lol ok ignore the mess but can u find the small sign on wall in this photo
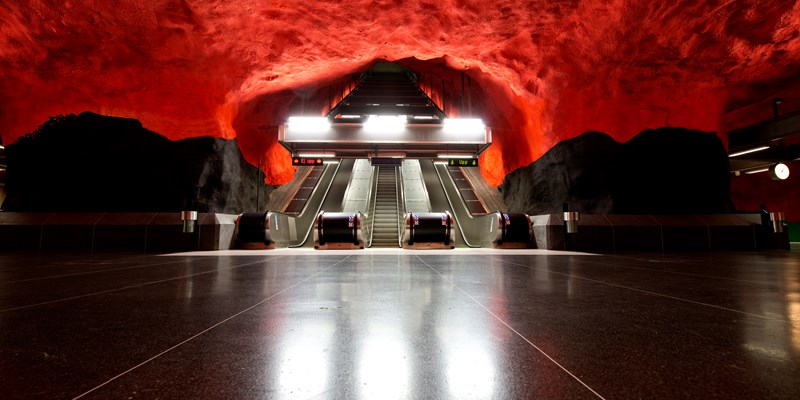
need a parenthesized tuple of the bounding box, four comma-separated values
(292, 157, 325, 166)
(448, 158, 478, 167)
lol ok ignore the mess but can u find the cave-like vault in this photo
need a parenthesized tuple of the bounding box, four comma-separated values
(1, 0, 800, 186)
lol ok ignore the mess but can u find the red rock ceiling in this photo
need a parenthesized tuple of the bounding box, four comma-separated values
(1, 0, 800, 187)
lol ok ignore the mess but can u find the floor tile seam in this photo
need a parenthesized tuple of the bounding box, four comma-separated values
(577, 259, 779, 286)
(0, 256, 289, 314)
(70, 255, 352, 400)
(2, 256, 211, 284)
(415, 255, 607, 400)
(485, 255, 791, 324)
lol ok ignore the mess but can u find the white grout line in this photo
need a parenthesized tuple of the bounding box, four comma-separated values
(415, 255, 607, 400)
(71, 255, 351, 400)
(487, 256, 790, 323)
(0, 256, 287, 313)
(2, 256, 208, 284)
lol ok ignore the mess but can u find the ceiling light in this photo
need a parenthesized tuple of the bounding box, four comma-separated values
(729, 146, 769, 158)
(286, 117, 331, 133)
(413, 115, 435, 120)
(339, 115, 362, 119)
(364, 115, 406, 132)
(744, 168, 769, 174)
(443, 118, 485, 134)
(769, 163, 790, 180)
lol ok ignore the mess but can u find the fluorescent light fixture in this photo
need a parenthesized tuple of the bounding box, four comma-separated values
(437, 153, 475, 159)
(339, 115, 361, 119)
(364, 115, 406, 132)
(413, 115, 435, 120)
(297, 152, 335, 158)
(443, 118, 485, 134)
(744, 168, 770, 174)
(729, 146, 769, 158)
(286, 117, 331, 133)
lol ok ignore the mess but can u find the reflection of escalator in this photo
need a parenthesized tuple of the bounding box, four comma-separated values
(370, 166, 401, 247)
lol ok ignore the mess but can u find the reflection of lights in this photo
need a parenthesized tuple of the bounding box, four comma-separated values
(742, 343, 790, 360)
(286, 116, 331, 133)
(447, 345, 495, 399)
(360, 331, 409, 399)
(277, 320, 333, 399)
(787, 275, 800, 353)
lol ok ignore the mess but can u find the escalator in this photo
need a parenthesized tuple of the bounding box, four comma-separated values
(369, 166, 401, 247)
(263, 160, 354, 248)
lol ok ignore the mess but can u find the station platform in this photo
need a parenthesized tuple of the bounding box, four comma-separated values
(1, 249, 799, 399)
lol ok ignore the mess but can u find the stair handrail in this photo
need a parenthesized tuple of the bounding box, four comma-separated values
(365, 164, 380, 247)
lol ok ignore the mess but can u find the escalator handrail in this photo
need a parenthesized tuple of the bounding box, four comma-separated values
(288, 161, 342, 248)
(365, 164, 380, 247)
(396, 164, 405, 247)
(433, 162, 502, 248)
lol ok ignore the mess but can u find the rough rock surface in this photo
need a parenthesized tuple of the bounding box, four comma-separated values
(2, 113, 270, 213)
(502, 128, 734, 215)
(1, 0, 800, 188)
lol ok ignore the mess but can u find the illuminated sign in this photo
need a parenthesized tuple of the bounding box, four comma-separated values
(292, 157, 325, 166)
(448, 158, 479, 167)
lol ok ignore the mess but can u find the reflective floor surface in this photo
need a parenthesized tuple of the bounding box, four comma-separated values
(1, 249, 799, 399)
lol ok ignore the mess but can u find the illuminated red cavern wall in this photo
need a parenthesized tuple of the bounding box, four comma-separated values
(1, 1, 799, 210)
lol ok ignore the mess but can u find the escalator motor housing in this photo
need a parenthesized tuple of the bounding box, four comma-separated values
(403, 211, 455, 249)
(236, 212, 274, 249)
(493, 213, 533, 248)
(314, 211, 364, 250)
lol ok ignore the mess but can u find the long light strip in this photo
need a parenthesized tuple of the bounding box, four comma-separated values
(364, 115, 406, 132)
(297, 152, 335, 158)
(744, 168, 770, 174)
(437, 153, 475, 159)
(729, 146, 769, 158)
(286, 116, 331, 132)
(443, 118, 485, 134)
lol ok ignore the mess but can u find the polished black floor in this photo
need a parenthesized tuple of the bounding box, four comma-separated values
(1, 249, 799, 399)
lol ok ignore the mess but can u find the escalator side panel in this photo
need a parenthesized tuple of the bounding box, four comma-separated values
(419, 159, 451, 213)
(320, 159, 355, 212)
